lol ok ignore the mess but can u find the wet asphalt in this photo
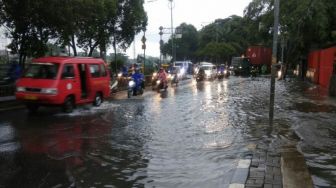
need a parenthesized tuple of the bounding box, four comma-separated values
(0, 76, 336, 188)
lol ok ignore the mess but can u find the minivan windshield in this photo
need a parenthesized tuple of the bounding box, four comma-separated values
(23, 63, 59, 79)
(201, 66, 213, 71)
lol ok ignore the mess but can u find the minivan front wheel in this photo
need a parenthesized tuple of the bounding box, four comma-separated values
(93, 93, 103, 107)
(63, 96, 74, 113)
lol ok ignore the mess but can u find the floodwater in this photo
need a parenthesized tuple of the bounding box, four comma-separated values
(0, 77, 335, 188)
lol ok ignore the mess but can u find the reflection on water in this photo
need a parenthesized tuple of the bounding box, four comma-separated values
(0, 77, 336, 187)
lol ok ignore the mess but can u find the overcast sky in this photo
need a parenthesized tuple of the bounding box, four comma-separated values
(126, 0, 252, 59)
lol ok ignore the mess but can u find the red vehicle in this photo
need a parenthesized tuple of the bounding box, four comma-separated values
(16, 56, 111, 113)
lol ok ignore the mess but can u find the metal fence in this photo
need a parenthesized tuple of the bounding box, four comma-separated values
(0, 84, 15, 97)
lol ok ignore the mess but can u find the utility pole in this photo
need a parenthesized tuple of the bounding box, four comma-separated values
(159, 26, 164, 66)
(169, 0, 175, 66)
(269, 0, 280, 126)
(142, 31, 147, 74)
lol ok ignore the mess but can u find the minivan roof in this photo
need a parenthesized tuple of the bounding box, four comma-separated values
(32, 56, 105, 64)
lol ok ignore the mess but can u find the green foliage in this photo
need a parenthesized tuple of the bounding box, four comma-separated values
(0, 0, 147, 65)
(161, 23, 198, 61)
(197, 16, 250, 63)
(244, 0, 336, 64)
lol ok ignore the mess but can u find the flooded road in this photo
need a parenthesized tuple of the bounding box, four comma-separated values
(0, 77, 336, 188)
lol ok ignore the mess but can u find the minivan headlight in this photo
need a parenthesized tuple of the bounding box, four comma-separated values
(16, 87, 26, 92)
(41, 88, 58, 95)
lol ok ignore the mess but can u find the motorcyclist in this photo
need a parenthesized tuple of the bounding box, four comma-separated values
(157, 67, 168, 88)
(131, 68, 145, 90)
(218, 65, 225, 73)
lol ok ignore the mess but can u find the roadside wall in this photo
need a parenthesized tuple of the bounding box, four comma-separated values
(307, 46, 336, 89)
(319, 47, 336, 88)
(307, 50, 320, 84)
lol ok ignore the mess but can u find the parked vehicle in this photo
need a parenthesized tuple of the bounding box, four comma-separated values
(15, 57, 110, 113)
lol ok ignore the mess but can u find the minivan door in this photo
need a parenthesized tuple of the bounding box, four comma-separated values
(60, 64, 81, 102)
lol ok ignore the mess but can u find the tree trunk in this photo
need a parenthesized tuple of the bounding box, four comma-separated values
(113, 34, 117, 73)
(99, 42, 106, 61)
(71, 35, 77, 56)
(88, 42, 99, 57)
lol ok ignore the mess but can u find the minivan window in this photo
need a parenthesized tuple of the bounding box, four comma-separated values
(90, 64, 100, 78)
(202, 66, 213, 70)
(23, 63, 59, 79)
(100, 64, 107, 77)
(62, 64, 75, 79)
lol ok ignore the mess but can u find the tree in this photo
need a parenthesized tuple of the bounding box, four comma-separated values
(244, 0, 336, 65)
(198, 16, 250, 63)
(161, 23, 199, 61)
(0, 0, 147, 64)
(0, 0, 57, 66)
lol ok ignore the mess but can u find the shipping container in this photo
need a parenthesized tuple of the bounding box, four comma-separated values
(307, 50, 320, 84)
(246, 46, 272, 66)
(307, 46, 336, 89)
(319, 47, 336, 88)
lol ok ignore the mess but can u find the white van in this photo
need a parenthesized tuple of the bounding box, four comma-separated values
(199, 62, 216, 80)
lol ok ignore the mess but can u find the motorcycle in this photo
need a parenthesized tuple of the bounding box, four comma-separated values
(217, 70, 230, 79)
(110, 79, 118, 94)
(151, 72, 158, 90)
(156, 78, 168, 93)
(128, 78, 144, 98)
(250, 66, 259, 78)
(196, 70, 205, 82)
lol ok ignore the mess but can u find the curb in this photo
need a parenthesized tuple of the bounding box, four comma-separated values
(229, 159, 252, 188)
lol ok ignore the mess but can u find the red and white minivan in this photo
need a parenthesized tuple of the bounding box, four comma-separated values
(16, 57, 111, 113)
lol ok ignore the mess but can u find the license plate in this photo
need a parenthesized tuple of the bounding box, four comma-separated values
(24, 95, 38, 100)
